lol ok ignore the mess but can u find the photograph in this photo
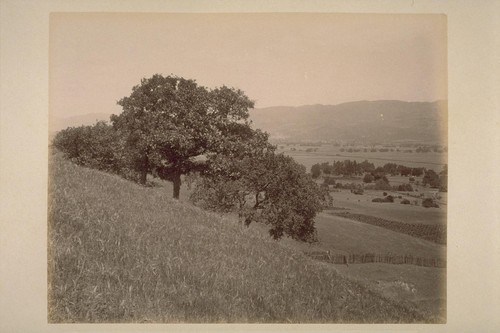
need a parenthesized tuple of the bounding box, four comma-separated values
(47, 12, 448, 323)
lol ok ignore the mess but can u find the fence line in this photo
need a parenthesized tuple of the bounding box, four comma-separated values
(304, 251, 446, 268)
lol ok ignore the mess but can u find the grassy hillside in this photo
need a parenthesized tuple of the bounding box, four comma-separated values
(48, 151, 425, 323)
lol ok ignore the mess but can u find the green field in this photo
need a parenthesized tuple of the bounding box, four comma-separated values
(48, 151, 426, 323)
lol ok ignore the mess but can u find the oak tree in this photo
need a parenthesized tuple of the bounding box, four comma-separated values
(111, 74, 254, 199)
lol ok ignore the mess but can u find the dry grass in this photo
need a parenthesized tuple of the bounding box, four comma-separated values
(48, 150, 424, 323)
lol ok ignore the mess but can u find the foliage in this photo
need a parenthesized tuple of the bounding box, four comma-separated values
(372, 195, 394, 203)
(422, 169, 440, 188)
(323, 176, 336, 185)
(439, 164, 448, 192)
(310, 163, 321, 178)
(422, 198, 439, 208)
(411, 167, 425, 177)
(395, 184, 414, 192)
(351, 188, 364, 195)
(401, 199, 411, 205)
(382, 163, 398, 176)
(111, 74, 254, 198)
(192, 144, 326, 243)
(363, 173, 374, 183)
(52, 121, 123, 174)
(374, 178, 392, 191)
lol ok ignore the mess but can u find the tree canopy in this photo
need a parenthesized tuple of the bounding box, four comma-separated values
(191, 140, 328, 242)
(111, 74, 254, 198)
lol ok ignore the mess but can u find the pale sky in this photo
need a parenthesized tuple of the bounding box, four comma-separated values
(50, 13, 447, 119)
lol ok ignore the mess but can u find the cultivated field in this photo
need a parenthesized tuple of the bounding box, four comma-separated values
(48, 151, 426, 323)
(327, 189, 446, 225)
(277, 143, 447, 172)
(269, 144, 448, 321)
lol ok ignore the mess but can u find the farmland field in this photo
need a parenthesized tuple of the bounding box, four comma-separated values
(276, 144, 447, 172)
(327, 189, 447, 225)
(270, 144, 447, 320)
(283, 213, 445, 260)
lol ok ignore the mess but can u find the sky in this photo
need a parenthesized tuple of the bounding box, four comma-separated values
(50, 13, 447, 120)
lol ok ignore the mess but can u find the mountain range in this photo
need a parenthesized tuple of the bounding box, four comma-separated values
(51, 100, 447, 144)
(248, 100, 447, 144)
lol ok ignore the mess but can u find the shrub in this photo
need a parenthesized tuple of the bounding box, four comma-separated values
(323, 176, 336, 185)
(372, 196, 394, 203)
(374, 179, 392, 191)
(363, 173, 374, 183)
(352, 188, 364, 195)
(396, 184, 414, 192)
(422, 198, 439, 208)
(383, 192, 387, 196)
(401, 199, 411, 205)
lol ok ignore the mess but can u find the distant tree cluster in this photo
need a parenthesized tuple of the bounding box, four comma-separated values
(310, 160, 375, 178)
(53, 74, 326, 242)
(422, 166, 447, 191)
(310, 160, 431, 180)
(310, 159, 447, 193)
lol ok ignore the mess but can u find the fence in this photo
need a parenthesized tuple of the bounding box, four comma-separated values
(304, 251, 446, 268)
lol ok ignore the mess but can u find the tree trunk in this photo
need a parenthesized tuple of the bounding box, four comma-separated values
(139, 170, 148, 185)
(172, 172, 181, 199)
(139, 154, 149, 185)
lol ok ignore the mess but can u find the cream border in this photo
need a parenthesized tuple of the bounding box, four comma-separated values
(1, 1, 499, 332)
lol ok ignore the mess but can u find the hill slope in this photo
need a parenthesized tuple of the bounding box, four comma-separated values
(48, 151, 424, 323)
(249, 100, 447, 143)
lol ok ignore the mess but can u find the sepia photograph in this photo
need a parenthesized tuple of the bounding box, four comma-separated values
(1, 1, 499, 332)
(48, 13, 447, 323)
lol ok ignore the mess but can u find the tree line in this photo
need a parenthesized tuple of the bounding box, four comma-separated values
(53, 74, 329, 242)
(311, 160, 447, 192)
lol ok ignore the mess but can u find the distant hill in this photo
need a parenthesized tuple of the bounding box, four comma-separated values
(51, 100, 447, 144)
(249, 100, 447, 144)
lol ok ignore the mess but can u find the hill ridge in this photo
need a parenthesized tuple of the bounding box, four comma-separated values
(249, 100, 447, 143)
